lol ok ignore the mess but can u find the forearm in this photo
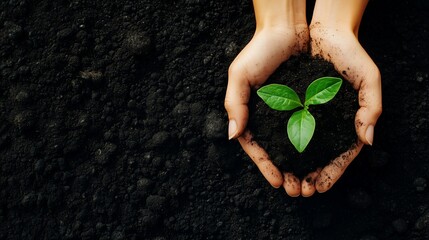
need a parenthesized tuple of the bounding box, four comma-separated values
(253, 0, 307, 30)
(311, 0, 369, 35)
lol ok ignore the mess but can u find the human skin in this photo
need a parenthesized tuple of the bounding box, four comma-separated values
(225, 0, 382, 197)
(224, 0, 309, 197)
(308, 0, 382, 193)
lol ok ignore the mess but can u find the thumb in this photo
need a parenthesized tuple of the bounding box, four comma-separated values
(355, 69, 382, 145)
(224, 65, 251, 140)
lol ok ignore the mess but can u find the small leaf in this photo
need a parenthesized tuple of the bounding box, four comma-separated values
(257, 84, 303, 111)
(287, 109, 315, 153)
(304, 77, 342, 106)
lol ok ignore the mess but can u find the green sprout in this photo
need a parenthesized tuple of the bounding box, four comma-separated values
(257, 77, 343, 153)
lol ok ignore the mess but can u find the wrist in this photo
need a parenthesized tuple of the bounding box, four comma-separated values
(310, 0, 369, 36)
(253, 0, 307, 31)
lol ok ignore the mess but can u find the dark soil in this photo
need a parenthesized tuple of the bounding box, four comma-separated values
(1, 0, 428, 240)
(248, 55, 357, 178)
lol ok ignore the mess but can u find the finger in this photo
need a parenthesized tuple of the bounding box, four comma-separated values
(225, 64, 251, 140)
(238, 130, 283, 188)
(316, 141, 364, 193)
(301, 168, 321, 197)
(283, 172, 301, 197)
(355, 68, 382, 146)
(309, 28, 382, 146)
(225, 33, 291, 140)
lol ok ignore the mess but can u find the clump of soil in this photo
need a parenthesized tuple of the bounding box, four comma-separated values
(248, 54, 358, 178)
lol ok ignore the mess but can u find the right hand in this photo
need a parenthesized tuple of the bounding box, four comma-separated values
(307, 23, 382, 193)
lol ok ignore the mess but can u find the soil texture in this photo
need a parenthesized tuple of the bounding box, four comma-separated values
(1, 0, 428, 240)
(248, 55, 357, 178)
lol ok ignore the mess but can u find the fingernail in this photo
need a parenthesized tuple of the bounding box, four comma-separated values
(365, 125, 374, 146)
(228, 119, 237, 140)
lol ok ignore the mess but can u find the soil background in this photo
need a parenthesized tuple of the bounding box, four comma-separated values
(1, 0, 428, 240)
(248, 56, 358, 178)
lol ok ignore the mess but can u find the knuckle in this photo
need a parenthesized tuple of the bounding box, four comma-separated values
(373, 66, 381, 79)
(224, 98, 233, 111)
(368, 104, 383, 119)
(372, 105, 383, 118)
(228, 61, 241, 77)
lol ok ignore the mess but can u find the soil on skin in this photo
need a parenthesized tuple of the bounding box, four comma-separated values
(1, 0, 429, 240)
(248, 55, 357, 178)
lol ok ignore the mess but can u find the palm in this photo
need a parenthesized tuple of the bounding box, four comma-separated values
(229, 27, 307, 89)
(225, 26, 310, 196)
(309, 26, 382, 192)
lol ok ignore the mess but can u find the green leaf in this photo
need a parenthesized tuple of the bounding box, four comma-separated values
(304, 77, 342, 106)
(287, 109, 315, 153)
(257, 84, 303, 111)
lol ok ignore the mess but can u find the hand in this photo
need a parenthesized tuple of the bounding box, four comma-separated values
(224, 0, 309, 197)
(226, 0, 382, 197)
(305, 0, 382, 193)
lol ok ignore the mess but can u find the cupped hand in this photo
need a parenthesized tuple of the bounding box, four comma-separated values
(225, 0, 381, 197)
(303, 23, 382, 193)
(225, 25, 309, 196)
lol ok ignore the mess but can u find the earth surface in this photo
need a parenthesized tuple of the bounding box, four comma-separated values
(1, 0, 428, 240)
(248, 55, 358, 178)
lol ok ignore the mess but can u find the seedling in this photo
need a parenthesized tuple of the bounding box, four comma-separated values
(257, 77, 343, 153)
